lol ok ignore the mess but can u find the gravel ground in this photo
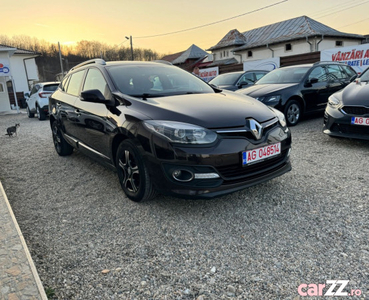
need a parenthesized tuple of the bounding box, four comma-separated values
(0, 111, 368, 300)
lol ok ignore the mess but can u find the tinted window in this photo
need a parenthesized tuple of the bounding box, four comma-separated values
(43, 84, 59, 92)
(108, 64, 213, 97)
(83, 68, 111, 99)
(66, 71, 85, 96)
(257, 67, 310, 84)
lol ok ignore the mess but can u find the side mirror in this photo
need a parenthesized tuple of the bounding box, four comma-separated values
(81, 89, 114, 106)
(304, 78, 318, 87)
(238, 81, 249, 88)
(24, 92, 30, 98)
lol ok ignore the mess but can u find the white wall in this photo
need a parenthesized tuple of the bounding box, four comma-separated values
(0, 52, 11, 111)
(213, 37, 363, 63)
(10, 55, 39, 93)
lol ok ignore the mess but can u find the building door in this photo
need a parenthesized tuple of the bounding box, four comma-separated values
(0, 77, 11, 112)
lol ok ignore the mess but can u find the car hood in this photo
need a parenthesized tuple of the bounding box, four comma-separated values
(340, 81, 369, 105)
(123, 92, 276, 128)
(217, 84, 237, 91)
(237, 83, 298, 97)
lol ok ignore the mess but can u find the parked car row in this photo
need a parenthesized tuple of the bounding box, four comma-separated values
(26, 59, 367, 202)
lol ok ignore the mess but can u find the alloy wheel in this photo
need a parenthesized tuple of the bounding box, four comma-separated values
(286, 103, 300, 125)
(118, 150, 140, 193)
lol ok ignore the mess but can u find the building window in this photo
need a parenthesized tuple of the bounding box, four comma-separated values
(220, 52, 222, 59)
(336, 41, 343, 47)
(0, 83, 4, 92)
(285, 43, 292, 51)
(247, 51, 253, 57)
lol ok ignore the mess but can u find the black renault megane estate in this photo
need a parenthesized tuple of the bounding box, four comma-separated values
(49, 59, 292, 201)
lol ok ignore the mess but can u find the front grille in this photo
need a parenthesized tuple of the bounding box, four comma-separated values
(331, 123, 369, 135)
(215, 119, 279, 141)
(341, 106, 369, 116)
(216, 149, 289, 181)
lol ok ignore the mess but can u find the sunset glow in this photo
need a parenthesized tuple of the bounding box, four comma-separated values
(3, 0, 369, 55)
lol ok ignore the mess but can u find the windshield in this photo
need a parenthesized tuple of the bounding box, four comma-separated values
(209, 73, 242, 86)
(256, 67, 310, 84)
(360, 67, 369, 81)
(107, 64, 214, 97)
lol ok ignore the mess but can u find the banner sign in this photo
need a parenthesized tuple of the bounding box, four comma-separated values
(321, 44, 369, 74)
(243, 57, 280, 71)
(199, 67, 219, 82)
(0, 59, 11, 77)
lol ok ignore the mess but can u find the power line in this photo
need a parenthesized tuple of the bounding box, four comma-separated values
(337, 17, 369, 29)
(313, 0, 369, 19)
(135, 0, 288, 39)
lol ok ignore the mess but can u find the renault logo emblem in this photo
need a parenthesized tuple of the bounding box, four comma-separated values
(247, 119, 263, 140)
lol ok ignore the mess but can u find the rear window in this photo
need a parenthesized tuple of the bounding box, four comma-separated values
(43, 84, 59, 92)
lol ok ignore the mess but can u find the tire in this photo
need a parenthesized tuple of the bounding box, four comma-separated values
(37, 105, 46, 121)
(52, 122, 73, 156)
(116, 140, 156, 202)
(284, 100, 301, 126)
(27, 106, 34, 118)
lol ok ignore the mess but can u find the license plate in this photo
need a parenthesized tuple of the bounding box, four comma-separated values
(242, 143, 281, 166)
(351, 117, 369, 126)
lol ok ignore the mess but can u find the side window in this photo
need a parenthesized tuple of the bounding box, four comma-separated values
(326, 65, 346, 80)
(30, 85, 39, 96)
(239, 73, 254, 83)
(341, 65, 356, 79)
(308, 67, 328, 82)
(61, 75, 71, 92)
(255, 72, 267, 81)
(66, 70, 85, 96)
(83, 68, 111, 99)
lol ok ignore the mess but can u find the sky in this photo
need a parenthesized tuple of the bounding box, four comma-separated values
(3, 0, 369, 55)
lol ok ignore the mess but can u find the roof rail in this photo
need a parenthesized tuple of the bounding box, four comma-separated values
(71, 58, 106, 71)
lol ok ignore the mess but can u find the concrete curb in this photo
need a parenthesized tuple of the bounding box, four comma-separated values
(0, 181, 48, 300)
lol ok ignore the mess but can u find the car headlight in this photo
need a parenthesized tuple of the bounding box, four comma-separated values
(269, 107, 287, 128)
(143, 120, 217, 144)
(328, 94, 341, 108)
(262, 95, 281, 105)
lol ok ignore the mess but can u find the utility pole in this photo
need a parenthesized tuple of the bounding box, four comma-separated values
(126, 36, 134, 61)
(58, 42, 64, 78)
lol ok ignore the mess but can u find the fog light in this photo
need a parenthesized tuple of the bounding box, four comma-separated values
(172, 169, 194, 182)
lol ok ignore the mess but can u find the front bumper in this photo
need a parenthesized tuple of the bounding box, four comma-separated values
(144, 125, 292, 199)
(323, 106, 369, 140)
